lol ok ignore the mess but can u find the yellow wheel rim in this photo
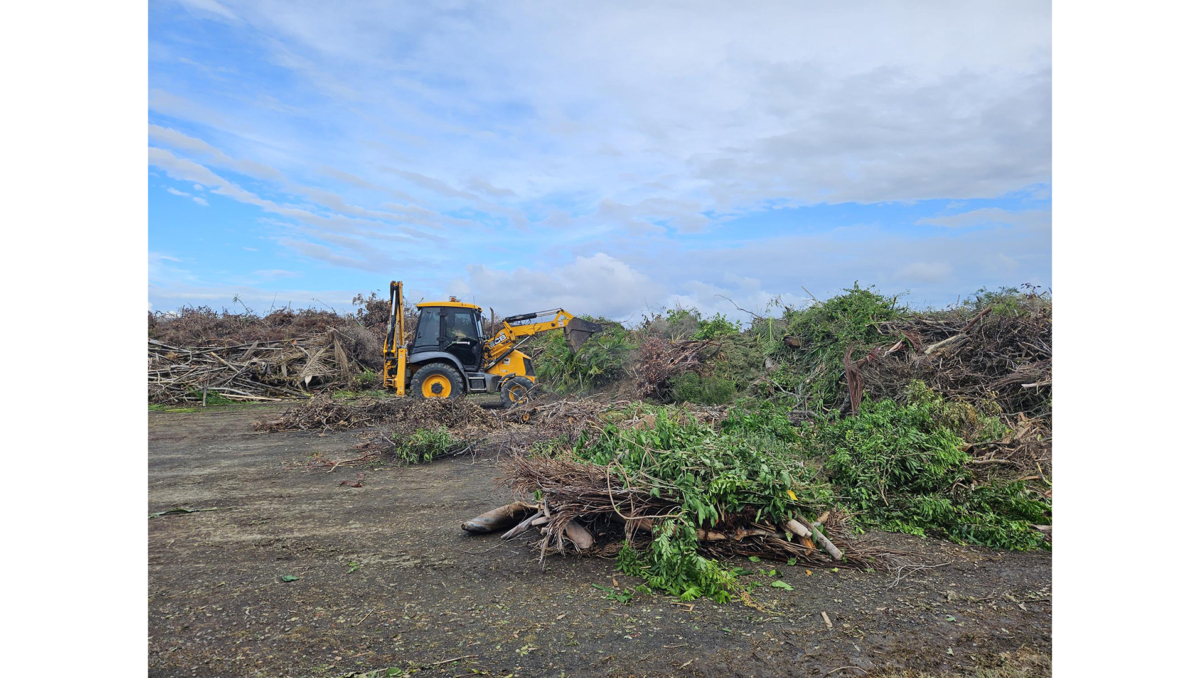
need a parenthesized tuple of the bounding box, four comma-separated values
(507, 384, 529, 403)
(421, 374, 452, 398)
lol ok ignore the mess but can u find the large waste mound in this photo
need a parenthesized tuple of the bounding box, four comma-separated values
(147, 297, 400, 403)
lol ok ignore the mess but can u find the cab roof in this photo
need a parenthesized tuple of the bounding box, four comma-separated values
(416, 300, 481, 311)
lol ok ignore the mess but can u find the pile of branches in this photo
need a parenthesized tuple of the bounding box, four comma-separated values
(862, 300, 1052, 418)
(148, 306, 347, 346)
(148, 327, 370, 403)
(464, 403, 898, 603)
(492, 455, 869, 569)
(257, 393, 504, 435)
(964, 413, 1054, 480)
(629, 337, 718, 399)
(255, 394, 402, 431)
(149, 305, 387, 372)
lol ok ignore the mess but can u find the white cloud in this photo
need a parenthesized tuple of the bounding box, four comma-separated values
(192, 196, 209, 206)
(149, 124, 284, 182)
(148, 2, 1051, 310)
(178, 0, 238, 21)
(454, 253, 662, 320)
(897, 262, 953, 284)
(917, 208, 1051, 229)
(152, 1, 1050, 228)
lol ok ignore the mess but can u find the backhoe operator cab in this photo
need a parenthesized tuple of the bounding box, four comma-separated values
(382, 281, 602, 407)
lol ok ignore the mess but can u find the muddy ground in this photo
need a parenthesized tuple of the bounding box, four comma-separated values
(149, 404, 1051, 677)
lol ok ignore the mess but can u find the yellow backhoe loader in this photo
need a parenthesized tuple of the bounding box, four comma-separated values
(381, 281, 603, 407)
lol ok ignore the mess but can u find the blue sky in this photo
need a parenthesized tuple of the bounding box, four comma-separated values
(148, 0, 1050, 321)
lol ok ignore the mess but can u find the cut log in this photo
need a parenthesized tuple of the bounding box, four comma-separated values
(810, 527, 843, 562)
(696, 528, 727, 541)
(923, 333, 967, 356)
(530, 515, 550, 527)
(794, 515, 843, 561)
(563, 520, 595, 550)
(783, 519, 812, 539)
(462, 502, 539, 534)
(499, 506, 544, 540)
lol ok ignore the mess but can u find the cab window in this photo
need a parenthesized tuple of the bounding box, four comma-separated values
(446, 310, 479, 341)
(413, 310, 439, 347)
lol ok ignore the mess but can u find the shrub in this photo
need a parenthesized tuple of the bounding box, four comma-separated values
(393, 426, 457, 464)
(353, 369, 380, 391)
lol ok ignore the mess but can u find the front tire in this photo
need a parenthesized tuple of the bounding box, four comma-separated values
(412, 363, 464, 400)
(500, 376, 535, 408)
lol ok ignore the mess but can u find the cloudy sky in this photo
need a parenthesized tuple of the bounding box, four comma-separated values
(148, 0, 1050, 321)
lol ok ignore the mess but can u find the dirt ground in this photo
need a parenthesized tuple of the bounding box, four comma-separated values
(148, 404, 1051, 677)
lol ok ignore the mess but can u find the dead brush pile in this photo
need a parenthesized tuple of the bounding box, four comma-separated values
(860, 295, 1052, 418)
(257, 394, 502, 435)
(629, 336, 719, 399)
(147, 300, 406, 403)
(254, 394, 403, 432)
(148, 327, 374, 403)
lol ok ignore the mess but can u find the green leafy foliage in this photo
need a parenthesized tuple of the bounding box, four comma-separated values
(537, 320, 633, 393)
(903, 380, 1008, 443)
(353, 369, 379, 390)
(693, 312, 742, 340)
(393, 426, 457, 464)
(812, 397, 1050, 550)
(775, 283, 902, 411)
(567, 404, 831, 602)
(721, 399, 799, 442)
(668, 372, 736, 405)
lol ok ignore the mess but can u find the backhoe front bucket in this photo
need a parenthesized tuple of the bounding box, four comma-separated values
(565, 317, 604, 352)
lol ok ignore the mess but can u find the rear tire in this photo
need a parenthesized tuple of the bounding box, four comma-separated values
(500, 376, 536, 408)
(412, 363, 464, 400)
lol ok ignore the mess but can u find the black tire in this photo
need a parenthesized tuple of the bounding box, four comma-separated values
(411, 363, 465, 400)
(500, 376, 536, 408)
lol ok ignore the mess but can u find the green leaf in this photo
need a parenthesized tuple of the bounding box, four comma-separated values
(770, 580, 795, 591)
(748, 556, 761, 562)
(280, 575, 299, 582)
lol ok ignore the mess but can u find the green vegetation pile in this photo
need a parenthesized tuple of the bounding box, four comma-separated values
(533, 319, 634, 393)
(474, 283, 1051, 602)
(491, 402, 893, 604)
